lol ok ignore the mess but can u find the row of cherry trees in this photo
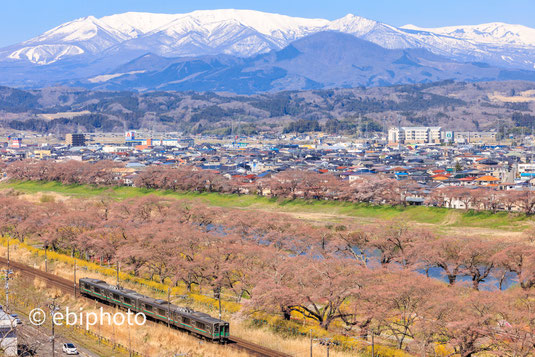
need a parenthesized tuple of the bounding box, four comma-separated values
(5, 160, 120, 186)
(5, 160, 413, 206)
(429, 186, 535, 214)
(1, 192, 535, 355)
(7, 160, 535, 213)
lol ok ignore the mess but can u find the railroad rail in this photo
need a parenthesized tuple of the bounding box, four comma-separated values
(0, 256, 290, 357)
(229, 336, 292, 357)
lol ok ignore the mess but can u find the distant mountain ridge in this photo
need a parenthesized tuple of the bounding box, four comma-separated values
(1, 80, 534, 134)
(1, 9, 535, 92)
(71, 32, 535, 94)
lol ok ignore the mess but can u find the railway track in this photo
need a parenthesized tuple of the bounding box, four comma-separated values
(229, 336, 291, 357)
(0, 257, 290, 357)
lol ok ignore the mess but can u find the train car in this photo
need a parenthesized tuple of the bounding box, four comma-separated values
(79, 278, 229, 342)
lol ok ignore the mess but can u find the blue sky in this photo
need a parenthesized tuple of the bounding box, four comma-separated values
(1, 0, 534, 47)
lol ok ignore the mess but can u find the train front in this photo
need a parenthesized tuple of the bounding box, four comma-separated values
(216, 321, 230, 342)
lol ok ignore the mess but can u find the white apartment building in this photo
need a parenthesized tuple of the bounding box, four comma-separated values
(388, 127, 445, 144)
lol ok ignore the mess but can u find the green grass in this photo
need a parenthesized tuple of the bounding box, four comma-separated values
(1, 180, 531, 229)
(454, 209, 529, 230)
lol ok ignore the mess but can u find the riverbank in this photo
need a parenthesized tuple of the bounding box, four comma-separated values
(1, 180, 531, 231)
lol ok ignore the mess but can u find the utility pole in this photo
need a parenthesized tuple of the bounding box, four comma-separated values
(498, 119, 503, 145)
(309, 330, 313, 357)
(128, 327, 132, 357)
(358, 113, 362, 140)
(167, 287, 171, 328)
(397, 115, 402, 150)
(231, 120, 235, 146)
(216, 287, 222, 321)
(73, 258, 77, 299)
(371, 332, 375, 357)
(6, 238, 9, 271)
(2, 269, 13, 312)
(320, 338, 332, 357)
(116, 260, 120, 288)
(383, 116, 387, 144)
(49, 299, 60, 357)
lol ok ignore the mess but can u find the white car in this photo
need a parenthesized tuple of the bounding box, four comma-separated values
(9, 314, 21, 325)
(62, 343, 78, 355)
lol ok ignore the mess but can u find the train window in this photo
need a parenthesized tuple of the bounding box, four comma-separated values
(144, 304, 152, 311)
(183, 317, 190, 325)
(94, 287, 100, 293)
(113, 293, 120, 300)
(158, 309, 166, 316)
(124, 297, 131, 304)
(195, 321, 204, 330)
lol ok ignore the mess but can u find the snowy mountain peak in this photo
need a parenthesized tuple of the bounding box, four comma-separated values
(8, 15, 133, 64)
(328, 13, 379, 35)
(99, 12, 180, 37)
(2, 9, 535, 70)
(98, 9, 329, 38)
(401, 22, 535, 47)
(32, 15, 128, 43)
(401, 24, 420, 31)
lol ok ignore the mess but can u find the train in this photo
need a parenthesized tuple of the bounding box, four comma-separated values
(79, 278, 230, 342)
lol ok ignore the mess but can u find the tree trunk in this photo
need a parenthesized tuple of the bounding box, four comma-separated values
(358, 318, 371, 340)
(447, 274, 457, 285)
(320, 319, 331, 330)
(281, 306, 291, 321)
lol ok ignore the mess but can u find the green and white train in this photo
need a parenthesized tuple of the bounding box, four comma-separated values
(79, 278, 229, 342)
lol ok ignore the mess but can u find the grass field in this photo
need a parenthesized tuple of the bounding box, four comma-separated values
(1, 180, 531, 230)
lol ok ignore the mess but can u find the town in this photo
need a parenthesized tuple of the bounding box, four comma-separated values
(2, 125, 535, 212)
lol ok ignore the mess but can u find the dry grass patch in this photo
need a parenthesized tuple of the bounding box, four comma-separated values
(489, 90, 535, 103)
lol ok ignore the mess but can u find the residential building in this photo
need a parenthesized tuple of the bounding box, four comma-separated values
(65, 133, 86, 146)
(517, 163, 535, 178)
(388, 127, 444, 144)
(7, 136, 22, 149)
(455, 132, 497, 144)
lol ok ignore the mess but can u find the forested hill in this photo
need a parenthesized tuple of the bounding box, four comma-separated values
(1, 80, 534, 134)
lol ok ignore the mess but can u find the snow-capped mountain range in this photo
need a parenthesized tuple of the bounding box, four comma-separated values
(2, 9, 535, 67)
(1, 9, 535, 92)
